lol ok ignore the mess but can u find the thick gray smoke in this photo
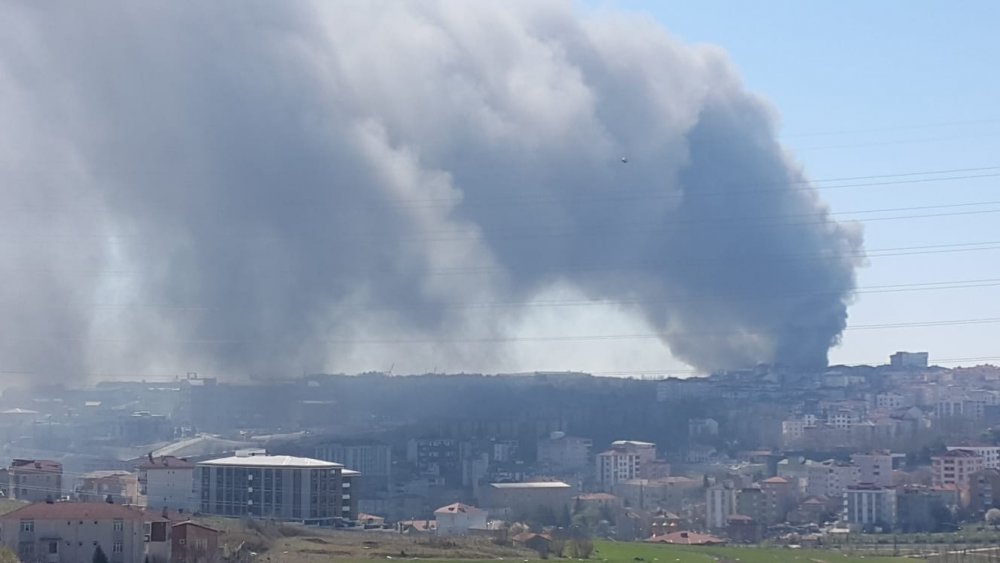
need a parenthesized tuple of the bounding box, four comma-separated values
(0, 1, 862, 381)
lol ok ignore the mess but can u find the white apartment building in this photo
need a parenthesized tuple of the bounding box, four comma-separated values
(947, 446, 1000, 469)
(844, 484, 897, 530)
(596, 440, 656, 489)
(139, 455, 195, 511)
(705, 484, 738, 529)
(806, 460, 859, 499)
(195, 450, 359, 524)
(851, 452, 893, 487)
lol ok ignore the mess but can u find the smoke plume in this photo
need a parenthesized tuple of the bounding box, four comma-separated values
(0, 1, 862, 381)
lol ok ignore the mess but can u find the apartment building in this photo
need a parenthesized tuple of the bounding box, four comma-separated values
(195, 450, 358, 524)
(596, 440, 656, 489)
(844, 484, 897, 531)
(947, 445, 1000, 469)
(537, 432, 592, 472)
(8, 459, 63, 503)
(0, 502, 146, 563)
(705, 483, 738, 529)
(932, 449, 985, 488)
(139, 455, 196, 511)
(851, 451, 894, 487)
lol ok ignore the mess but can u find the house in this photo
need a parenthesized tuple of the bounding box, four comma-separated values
(0, 502, 146, 563)
(649, 509, 682, 536)
(512, 532, 552, 555)
(7, 459, 62, 502)
(171, 521, 220, 563)
(139, 456, 195, 511)
(397, 520, 436, 534)
(433, 502, 488, 536)
(143, 510, 172, 563)
(647, 530, 726, 545)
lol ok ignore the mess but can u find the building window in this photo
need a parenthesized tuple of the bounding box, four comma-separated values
(113, 519, 124, 532)
(20, 520, 33, 533)
(48, 541, 58, 554)
(113, 542, 123, 554)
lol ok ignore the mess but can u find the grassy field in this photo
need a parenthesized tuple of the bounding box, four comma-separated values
(576, 541, 919, 563)
(235, 534, 925, 563)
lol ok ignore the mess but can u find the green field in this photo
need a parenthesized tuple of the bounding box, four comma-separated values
(314, 540, 923, 563)
(579, 541, 918, 563)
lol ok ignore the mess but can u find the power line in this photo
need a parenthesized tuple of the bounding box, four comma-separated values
(82, 276, 1000, 312)
(67, 315, 1000, 346)
(780, 117, 1000, 139)
(391, 168, 1000, 209)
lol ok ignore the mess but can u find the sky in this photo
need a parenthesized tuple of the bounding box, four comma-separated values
(595, 0, 1000, 370)
(2, 1, 998, 383)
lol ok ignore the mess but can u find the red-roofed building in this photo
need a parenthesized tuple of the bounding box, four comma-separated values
(433, 502, 488, 536)
(0, 502, 146, 562)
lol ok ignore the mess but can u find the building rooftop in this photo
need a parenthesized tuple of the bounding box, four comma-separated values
(434, 502, 484, 515)
(647, 531, 726, 545)
(1, 502, 144, 521)
(80, 470, 133, 479)
(935, 449, 982, 458)
(610, 440, 655, 447)
(139, 455, 194, 470)
(488, 481, 571, 489)
(9, 459, 61, 472)
(199, 454, 342, 468)
(574, 493, 618, 501)
(171, 520, 220, 533)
